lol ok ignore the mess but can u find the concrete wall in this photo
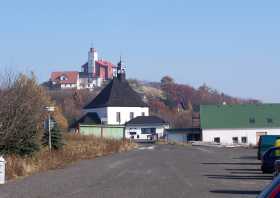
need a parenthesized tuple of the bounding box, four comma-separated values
(80, 125, 124, 139)
(202, 128, 280, 145)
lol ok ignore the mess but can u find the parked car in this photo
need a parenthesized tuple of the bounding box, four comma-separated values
(274, 160, 280, 178)
(258, 135, 280, 160)
(262, 147, 280, 173)
(257, 175, 280, 197)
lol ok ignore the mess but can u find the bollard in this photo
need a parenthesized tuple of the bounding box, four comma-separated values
(0, 156, 6, 184)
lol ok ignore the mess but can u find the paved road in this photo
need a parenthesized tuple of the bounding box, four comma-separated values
(0, 144, 272, 198)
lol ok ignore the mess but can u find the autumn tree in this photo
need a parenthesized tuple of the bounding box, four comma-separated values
(0, 73, 50, 156)
(160, 75, 174, 88)
(48, 89, 97, 126)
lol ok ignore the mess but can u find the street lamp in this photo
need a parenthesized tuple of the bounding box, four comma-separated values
(45, 106, 55, 151)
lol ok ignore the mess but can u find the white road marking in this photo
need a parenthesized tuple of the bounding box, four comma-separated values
(194, 147, 213, 153)
(137, 146, 155, 150)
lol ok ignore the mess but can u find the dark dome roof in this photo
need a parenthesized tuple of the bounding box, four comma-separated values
(84, 78, 148, 109)
(70, 112, 101, 128)
(126, 116, 168, 125)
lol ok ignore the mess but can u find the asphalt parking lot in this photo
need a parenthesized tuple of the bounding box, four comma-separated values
(0, 144, 272, 198)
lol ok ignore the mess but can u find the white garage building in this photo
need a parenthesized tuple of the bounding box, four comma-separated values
(125, 116, 169, 141)
(200, 104, 280, 146)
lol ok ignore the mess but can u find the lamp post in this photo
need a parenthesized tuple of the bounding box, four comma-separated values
(45, 106, 55, 151)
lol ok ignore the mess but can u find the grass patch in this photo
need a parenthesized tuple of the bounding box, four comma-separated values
(5, 134, 135, 180)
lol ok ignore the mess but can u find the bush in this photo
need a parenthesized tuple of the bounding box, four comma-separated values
(0, 73, 50, 156)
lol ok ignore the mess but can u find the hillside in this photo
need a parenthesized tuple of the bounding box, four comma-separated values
(128, 76, 259, 127)
(46, 76, 260, 128)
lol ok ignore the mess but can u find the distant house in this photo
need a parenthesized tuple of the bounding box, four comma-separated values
(50, 48, 115, 90)
(51, 71, 79, 89)
(200, 104, 280, 146)
(83, 59, 149, 125)
(125, 116, 169, 141)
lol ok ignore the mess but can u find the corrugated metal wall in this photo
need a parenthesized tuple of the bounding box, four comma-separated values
(166, 132, 188, 143)
(79, 125, 125, 140)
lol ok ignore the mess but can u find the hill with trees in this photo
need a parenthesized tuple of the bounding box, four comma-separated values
(46, 75, 259, 129)
(128, 76, 259, 128)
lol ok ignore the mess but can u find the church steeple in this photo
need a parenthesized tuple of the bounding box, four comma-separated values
(117, 57, 126, 81)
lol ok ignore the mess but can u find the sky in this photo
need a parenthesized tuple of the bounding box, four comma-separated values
(0, 0, 279, 102)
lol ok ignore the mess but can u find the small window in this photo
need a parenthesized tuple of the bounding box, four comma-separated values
(267, 118, 273, 124)
(249, 118, 255, 124)
(232, 137, 238, 144)
(141, 128, 156, 134)
(60, 75, 67, 81)
(241, 137, 247, 144)
(130, 112, 134, 120)
(116, 112, 121, 123)
(214, 137, 220, 143)
(141, 112, 145, 116)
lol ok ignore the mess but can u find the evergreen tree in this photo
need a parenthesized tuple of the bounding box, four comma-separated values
(42, 121, 64, 150)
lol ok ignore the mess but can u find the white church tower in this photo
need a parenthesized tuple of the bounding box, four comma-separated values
(88, 48, 98, 75)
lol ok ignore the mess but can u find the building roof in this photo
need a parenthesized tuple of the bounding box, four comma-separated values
(82, 60, 115, 69)
(84, 77, 148, 108)
(200, 104, 280, 129)
(96, 60, 114, 68)
(51, 71, 78, 84)
(81, 62, 88, 70)
(77, 112, 101, 125)
(126, 116, 168, 126)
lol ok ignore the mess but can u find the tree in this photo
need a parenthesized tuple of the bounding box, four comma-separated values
(42, 121, 64, 150)
(52, 106, 68, 131)
(48, 89, 97, 127)
(0, 73, 50, 156)
(160, 76, 174, 89)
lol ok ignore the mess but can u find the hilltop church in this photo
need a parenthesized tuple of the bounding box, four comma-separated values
(50, 48, 115, 90)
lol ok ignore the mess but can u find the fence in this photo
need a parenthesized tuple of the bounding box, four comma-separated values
(79, 124, 125, 140)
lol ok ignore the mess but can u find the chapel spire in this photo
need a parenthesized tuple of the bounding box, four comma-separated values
(117, 56, 126, 81)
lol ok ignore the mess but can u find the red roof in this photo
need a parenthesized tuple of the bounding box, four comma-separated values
(51, 71, 78, 84)
(95, 60, 114, 68)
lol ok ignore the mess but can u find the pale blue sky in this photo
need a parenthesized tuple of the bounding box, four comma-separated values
(0, 0, 279, 102)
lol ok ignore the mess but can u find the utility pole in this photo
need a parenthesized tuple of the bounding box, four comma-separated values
(45, 106, 55, 151)
(48, 112, 52, 151)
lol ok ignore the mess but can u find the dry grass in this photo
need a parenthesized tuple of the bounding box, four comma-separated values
(5, 134, 136, 180)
